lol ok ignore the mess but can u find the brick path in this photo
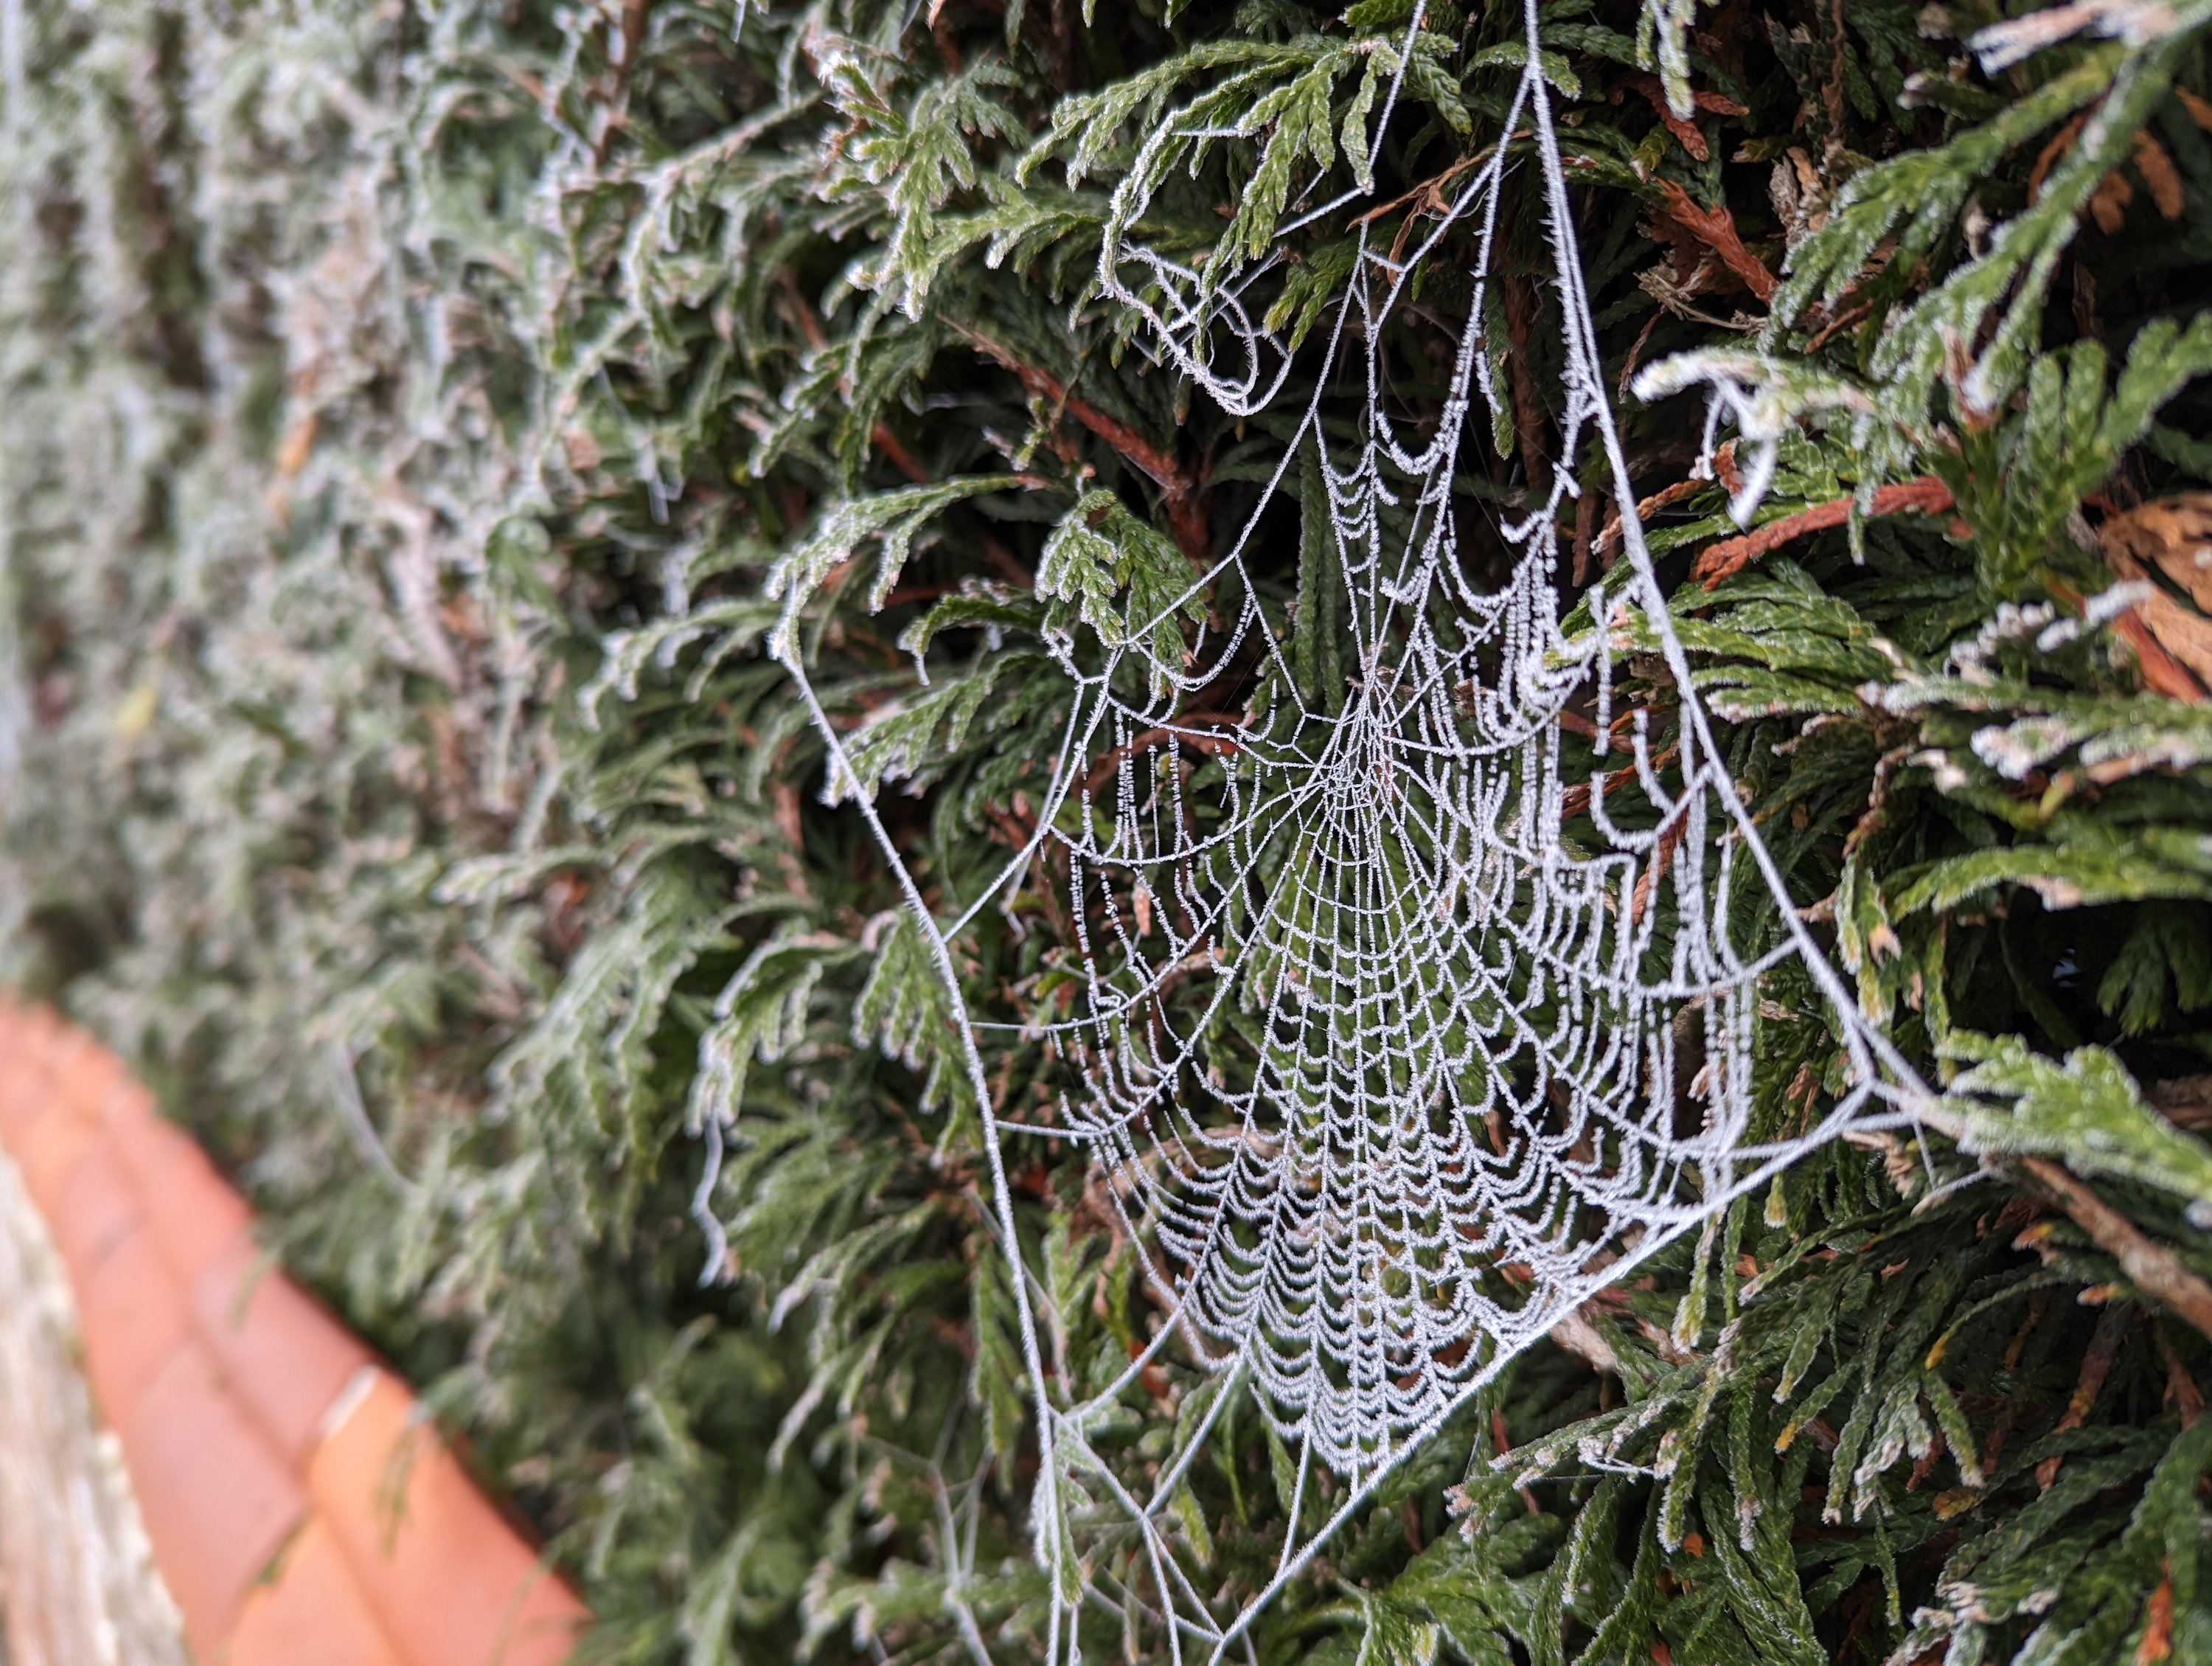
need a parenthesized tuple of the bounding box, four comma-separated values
(0, 999, 587, 1666)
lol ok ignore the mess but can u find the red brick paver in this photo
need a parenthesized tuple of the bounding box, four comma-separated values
(313, 1372, 587, 1666)
(229, 1521, 406, 1666)
(0, 999, 588, 1666)
(122, 1344, 309, 1657)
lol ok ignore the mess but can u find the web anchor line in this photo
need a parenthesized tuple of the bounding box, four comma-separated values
(775, 1, 1931, 1657)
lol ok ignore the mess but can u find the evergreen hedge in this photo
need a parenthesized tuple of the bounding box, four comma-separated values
(4, 1, 2212, 1661)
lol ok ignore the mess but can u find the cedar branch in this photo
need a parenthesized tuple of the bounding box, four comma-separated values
(1693, 476, 1957, 589)
(1612, 74, 1743, 163)
(2020, 1156, 2212, 1343)
(1650, 179, 1778, 302)
(951, 322, 1211, 566)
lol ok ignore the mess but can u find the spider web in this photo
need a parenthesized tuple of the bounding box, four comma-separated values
(776, 4, 1930, 1658)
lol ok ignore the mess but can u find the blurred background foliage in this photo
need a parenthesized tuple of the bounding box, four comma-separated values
(3, 0, 2212, 1661)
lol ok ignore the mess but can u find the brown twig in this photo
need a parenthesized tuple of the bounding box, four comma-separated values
(1488, 1409, 1543, 1514)
(1355, 148, 1495, 230)
(2138, 1577, 2175, 1666)
(592, 0, 653, 165)
(2160, 1330, 2205, 1426)
(1630, 812, 1690, 926)
(1596, 474, 1709, 563)
(1823, 0, 1848, 137)
(1587, 441, 1743, 566)
(981, 533, 1032, 587)
(1500, 273, 1555, 499)
(2029, 113, 2092, 203)
(2149, 1075, 2212, 1131)
(1692, 476, 1956, 589)
(778, 268, 829, 350)
(774, 269, 943, 493)
(1572, 476, 1605, 586)
(951, 322, 1211, 566)
(1559, 742, 1681, 822)
(872, 424, 930, 485)
(2020, 1156, 2212, 1344)
(1045, 0, 1082, 94)
(2048, 575, 2208, 704)
(2034, 1299, 2130, 1489)
(2112, 608, 2210, 702)
(927, 0, 961, 70)
(1080, 715, 1246, 794)
(1803, 298, 1875, 355)
(1548, 1305, 1622, 1375)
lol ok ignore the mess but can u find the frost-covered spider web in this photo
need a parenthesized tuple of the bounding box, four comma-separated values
(776, 2, 1928, 1658)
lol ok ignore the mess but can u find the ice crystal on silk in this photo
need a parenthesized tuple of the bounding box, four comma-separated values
(776, 4, 1930, 1656)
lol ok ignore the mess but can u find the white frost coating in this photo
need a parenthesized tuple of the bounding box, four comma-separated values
(776, 3, 1930, 1658)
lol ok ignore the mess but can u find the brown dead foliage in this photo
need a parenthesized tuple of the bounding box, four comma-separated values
(2100, 494, 2212, 701)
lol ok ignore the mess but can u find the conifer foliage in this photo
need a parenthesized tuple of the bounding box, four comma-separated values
(3, 0, 2212, 1662)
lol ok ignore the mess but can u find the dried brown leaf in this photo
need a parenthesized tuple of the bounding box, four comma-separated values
(2091, 167, 2135, 233)
(2132, 131, 2185, 218)
(2106, 495, 2212, 609)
